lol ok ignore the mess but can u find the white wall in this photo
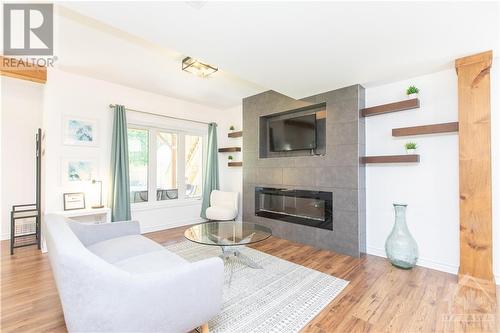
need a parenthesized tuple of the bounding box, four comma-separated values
(43, 69, 242, 233)
(365, 69, 459, 274)
(217, 105, 243, 220)
(1, 77, 44, 240)
(365, 66, 500, 283)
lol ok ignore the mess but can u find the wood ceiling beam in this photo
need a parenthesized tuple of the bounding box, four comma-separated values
(0, 56, 47, 84)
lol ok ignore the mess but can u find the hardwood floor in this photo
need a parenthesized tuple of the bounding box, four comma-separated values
(2, 226, 499, 332)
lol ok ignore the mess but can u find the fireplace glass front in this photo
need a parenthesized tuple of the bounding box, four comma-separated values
(255, 187, 333, 230)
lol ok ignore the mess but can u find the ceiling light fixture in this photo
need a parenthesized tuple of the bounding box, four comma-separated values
(184, 1, 207, 10)
(182, 57, 218, 78)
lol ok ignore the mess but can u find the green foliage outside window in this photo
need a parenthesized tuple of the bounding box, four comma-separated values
(128, 129, 149, 166)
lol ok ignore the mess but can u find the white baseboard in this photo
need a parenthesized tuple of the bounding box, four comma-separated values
(1, 232, 10, 241)
(367, 246, 499, 285)
(140, 218, 204, 235)
(367, 246, 459, 275)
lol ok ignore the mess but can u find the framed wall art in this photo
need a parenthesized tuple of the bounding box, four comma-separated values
(63, 116, 99, 147)
(61, 158, 97, 184)
(63, 192, 86, 211)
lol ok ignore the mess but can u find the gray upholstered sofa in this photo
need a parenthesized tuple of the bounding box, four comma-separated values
(44, 214, 224, 333)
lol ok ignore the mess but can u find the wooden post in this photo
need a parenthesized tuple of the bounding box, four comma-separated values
(455, 50, 493, 283)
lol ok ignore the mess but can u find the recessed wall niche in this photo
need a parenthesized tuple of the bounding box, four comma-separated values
(259, 102, 326, 158)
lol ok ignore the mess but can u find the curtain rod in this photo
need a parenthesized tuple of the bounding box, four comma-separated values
(108, 104, 214, 126)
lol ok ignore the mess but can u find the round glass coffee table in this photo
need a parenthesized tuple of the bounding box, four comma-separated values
(184, 221, 272, 269)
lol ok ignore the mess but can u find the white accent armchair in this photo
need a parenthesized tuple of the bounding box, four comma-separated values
(44, 214, 223, 333)
(205, 190, 239, 221)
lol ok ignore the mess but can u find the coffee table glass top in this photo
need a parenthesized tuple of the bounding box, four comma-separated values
(184, 221, 272, 247)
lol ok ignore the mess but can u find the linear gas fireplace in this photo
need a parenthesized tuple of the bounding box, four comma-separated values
(255, 187, 333, 230)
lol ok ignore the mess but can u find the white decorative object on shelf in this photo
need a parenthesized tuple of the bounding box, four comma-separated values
(404, 142, 418, 155)
(405, 85, 419, 100)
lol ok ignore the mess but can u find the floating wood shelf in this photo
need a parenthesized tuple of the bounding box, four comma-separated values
(228, 162, 242, 167)
(392, 122, 459, 137)
(361, 98, 419, 117)
(218, 147, 241, 153)
(361, 154, 420, 164)
(228, 131, 242, 138)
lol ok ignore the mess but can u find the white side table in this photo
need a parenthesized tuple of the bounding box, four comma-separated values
(41, 208, 112, 253)
(50, 207, 112, 224)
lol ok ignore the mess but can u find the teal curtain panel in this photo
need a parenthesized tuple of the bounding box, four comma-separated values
(200, 123, 220, 219)
(109, 105, 131, 221)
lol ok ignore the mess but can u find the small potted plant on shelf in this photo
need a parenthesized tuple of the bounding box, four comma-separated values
(405, 142, 418, 154)
(228, 155, 234, 161)
(406, 86, 419, 99)
(229, 125, 235, 132)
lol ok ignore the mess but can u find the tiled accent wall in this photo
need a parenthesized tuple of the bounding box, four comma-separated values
(242, 85, 366, 257)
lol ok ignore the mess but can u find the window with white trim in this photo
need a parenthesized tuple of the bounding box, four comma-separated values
(156, 131, 178, 201)
(127, 125, 204, 207)
(128, 128, 149, 203)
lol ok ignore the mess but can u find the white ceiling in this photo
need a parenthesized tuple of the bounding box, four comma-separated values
(58, 1, 499, 106)
(53, 6, 265, 109)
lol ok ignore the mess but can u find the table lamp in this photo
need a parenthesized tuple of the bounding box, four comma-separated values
(91, 179, 104, 209)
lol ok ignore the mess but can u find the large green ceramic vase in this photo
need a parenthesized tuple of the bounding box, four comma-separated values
(385, 203, 418, 269)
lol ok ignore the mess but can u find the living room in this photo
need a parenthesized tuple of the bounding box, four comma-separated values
(1, 1, 499, 333)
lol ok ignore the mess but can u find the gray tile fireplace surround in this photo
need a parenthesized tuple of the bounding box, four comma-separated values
(242, 85, 366, 257)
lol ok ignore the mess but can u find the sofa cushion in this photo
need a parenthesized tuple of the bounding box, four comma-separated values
(87, 235, 163, 263)
(114, 250, 188, 274)
(206, 206, 237, 221)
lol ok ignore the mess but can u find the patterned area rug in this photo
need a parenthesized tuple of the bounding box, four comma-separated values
(165, 241, 349, 333)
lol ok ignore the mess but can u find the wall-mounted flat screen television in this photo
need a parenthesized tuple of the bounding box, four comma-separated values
(269, 114, 317, 152)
